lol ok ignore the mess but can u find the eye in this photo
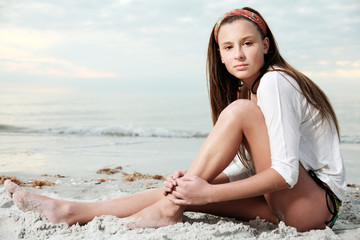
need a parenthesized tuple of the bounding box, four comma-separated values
(224, 45, 233, 50)
(244, 41, 253, 46)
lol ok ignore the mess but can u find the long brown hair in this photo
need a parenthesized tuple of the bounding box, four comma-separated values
(206, 7, 340, 169)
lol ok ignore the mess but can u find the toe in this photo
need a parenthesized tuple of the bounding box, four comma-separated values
(4, 180, 19, 198)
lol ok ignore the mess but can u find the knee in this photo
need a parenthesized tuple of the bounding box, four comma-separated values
(219, 99, 261, 123)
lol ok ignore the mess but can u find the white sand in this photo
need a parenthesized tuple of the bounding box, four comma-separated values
(0, 174, 359, 240)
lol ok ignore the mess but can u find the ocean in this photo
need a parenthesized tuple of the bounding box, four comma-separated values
(0, 90, 359, 184)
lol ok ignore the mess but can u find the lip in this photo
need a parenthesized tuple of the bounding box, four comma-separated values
(234, 64, 248, 70)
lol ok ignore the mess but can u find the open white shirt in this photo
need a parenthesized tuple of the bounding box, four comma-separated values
(223, 70, 346, 200)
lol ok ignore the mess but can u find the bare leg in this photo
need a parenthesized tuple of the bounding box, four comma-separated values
(130, 100, 334, 231)
(4, 100, 258, 228)
(5, 178, 277, 227)
(187, 100, 270, 178)
(265, 165, 333, 232)
(5, 100, 333, 230)
(129, 100, 274, 227)
(184, 100, 333, 231)
(5, 180, 163, 225)
(5, 180, 65, 224)
(5, 167, 331, 231)
(187, 196, 278, 224)
(3, 173, 232, 226)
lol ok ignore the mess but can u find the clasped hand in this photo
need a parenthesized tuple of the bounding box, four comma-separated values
(163, 170, 213, 205)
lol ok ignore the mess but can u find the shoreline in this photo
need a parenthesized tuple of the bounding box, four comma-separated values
(0, 172, 359, 240)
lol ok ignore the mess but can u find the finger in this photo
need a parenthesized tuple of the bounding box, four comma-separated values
(175, 178, 187, 186)
(163, 181, 172, 188)
(180, 175, 196, 181)
(171, 190, 183, 199)
(170, 171, 178, 178)
(163, 187, 172, 194)
(168, 196, 190, 206)
(167, 196, 179, 204)
(164, 181, 177, 190)
(175, 178, 182, 187)
(173, 170, 186, 179)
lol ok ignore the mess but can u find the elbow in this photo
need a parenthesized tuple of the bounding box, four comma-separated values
(279, 178, 291, 190)
(272, 178, 289, 192)
(270, 168, 294, 191)
(270, 163, 300, 191)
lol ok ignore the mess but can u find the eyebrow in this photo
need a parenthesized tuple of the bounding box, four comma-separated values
(219, 35, 256, 46)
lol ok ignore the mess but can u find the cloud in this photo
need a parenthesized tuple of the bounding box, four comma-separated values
(305, 57, 360, 79)
(178, 17, 194, 23)
(334, 69, 360, 78)
(335, 61, 360, 68)
(0, 0, 359, 91)
(336, 61, 351, 67)
(316, 61, 330, 66)
(117, 0, 134, 6)
(0, 56, 117, 78)
(0, 28, 62, 51)
(0, 27, 117, 78)
(73, 67, 117, 78)
(1, 87, 74, 94)
(353, 61, 360, 68)
(305, 68, 360, 79)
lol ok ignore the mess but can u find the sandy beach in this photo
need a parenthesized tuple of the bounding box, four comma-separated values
(1, 92, 359, 239)
(1, 0, 360, 239)
(0, 171, 359, 240)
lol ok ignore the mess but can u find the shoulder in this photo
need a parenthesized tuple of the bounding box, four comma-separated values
(257, 69, 303, 114)
(258, 70, 300, 95)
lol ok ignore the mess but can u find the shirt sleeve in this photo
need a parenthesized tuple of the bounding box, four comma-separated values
(223, 154, 254, 182)
(257, 71, 302, 188)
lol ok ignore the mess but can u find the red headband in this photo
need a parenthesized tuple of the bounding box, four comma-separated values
(214, 9, 267, 43)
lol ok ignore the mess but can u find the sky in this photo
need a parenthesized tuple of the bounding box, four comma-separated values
(1, 0, 359, 95)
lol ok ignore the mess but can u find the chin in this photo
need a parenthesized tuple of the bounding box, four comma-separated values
(234, 73, 251, 81)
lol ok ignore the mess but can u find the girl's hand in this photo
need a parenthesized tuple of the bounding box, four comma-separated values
(163, 170, 187, 195)
(168, 175, 213, 205)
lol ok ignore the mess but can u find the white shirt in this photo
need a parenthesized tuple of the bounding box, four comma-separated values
(223, 70, 346, 200)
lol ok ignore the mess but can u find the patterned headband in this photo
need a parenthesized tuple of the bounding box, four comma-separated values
(214, 9, 267, 43)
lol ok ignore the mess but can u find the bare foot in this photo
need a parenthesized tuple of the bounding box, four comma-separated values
(4, 180, 66, 224)
(128, 197, 184, 229)
(4, 180, 18, 198)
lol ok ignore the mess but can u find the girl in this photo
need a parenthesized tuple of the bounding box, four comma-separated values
(5, 7, 346, 232)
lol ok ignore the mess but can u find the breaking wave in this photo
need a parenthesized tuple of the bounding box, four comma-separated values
(0, 124, 208, 139)
(1, 124, 359, 143)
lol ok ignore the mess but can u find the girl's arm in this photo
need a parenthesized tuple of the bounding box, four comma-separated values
(163, 171, 230, 196)
(211, 172, 230, 184)
(210, 168, 288, 202)
(169, 168, 287, 205)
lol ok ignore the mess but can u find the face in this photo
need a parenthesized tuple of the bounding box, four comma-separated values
(217, 19, 269, 86)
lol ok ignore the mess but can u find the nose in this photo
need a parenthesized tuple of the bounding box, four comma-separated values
(234, 46, 245, 60)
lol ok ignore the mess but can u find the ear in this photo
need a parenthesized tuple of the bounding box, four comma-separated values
(263, 37, 270, 54)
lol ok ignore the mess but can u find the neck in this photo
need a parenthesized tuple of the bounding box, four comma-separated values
(250, 77, 261, 94)
(243, 75, 261, 95)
